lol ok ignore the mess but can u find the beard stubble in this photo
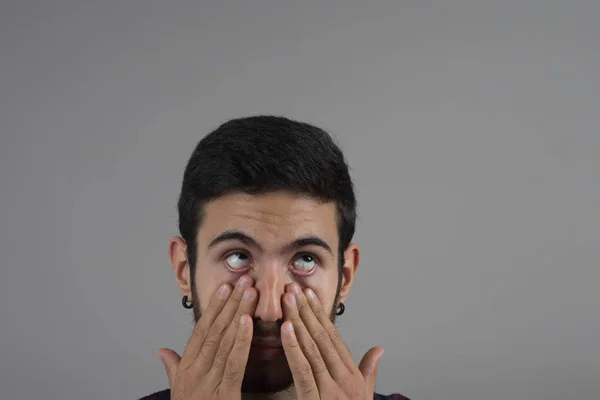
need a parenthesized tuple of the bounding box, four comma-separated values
(190, 279, 340, 395)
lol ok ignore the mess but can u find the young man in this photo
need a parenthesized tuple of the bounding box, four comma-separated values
(141, 116, 409, 400)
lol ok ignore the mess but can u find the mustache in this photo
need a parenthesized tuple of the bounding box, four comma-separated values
(252, 318, 282, 338)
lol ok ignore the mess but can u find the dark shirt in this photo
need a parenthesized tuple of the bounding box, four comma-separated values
(140, 388, 410, 399)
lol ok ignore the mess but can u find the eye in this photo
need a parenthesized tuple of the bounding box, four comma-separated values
(292, 254, 317, 272)
(225, 252, 250, 270)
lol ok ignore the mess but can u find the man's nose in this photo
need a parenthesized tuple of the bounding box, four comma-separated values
(252, 265, 286, 322)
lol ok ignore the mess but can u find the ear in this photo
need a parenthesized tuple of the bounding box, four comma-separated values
(338, 243, 360, 304)
(169, 236, 192, 297)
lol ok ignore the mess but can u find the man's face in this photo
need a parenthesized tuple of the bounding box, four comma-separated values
(186, 191, 351, 394)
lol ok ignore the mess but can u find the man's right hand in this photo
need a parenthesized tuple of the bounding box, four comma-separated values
(157, 276, 258, 400)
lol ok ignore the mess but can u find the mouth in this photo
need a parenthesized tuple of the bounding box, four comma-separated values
(250, 336, 284, 359)
(251, 336, 282, 347)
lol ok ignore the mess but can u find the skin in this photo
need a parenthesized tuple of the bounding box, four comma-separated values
(161, 190, 381, 399)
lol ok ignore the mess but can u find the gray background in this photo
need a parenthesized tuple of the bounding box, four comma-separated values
(1, 1, 599, 399)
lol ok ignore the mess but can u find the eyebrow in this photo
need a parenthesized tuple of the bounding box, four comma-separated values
(207, 230, 333, 256)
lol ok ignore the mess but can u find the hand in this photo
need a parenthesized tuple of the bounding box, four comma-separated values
(281, 283, 384, 400)
(157, 276, 258, 400)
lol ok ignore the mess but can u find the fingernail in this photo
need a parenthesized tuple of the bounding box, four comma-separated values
(285, 322, 294, 333)
(218, 284, 229, 297)
(287, 293, 296, 305)
(305, 289, 317, 303)
(243, 289, 254, 300)
(237, 277, 250, 288)
(290, 284, 301, 295)
(240, 315, 248, 326)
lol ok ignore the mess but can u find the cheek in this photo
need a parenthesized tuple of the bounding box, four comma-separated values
(194, 266, 235, 312)
(301, 269, 339, 311)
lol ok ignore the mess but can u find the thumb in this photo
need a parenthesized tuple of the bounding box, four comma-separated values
(358, 347, 384, 394)
(157, 348, 181, 387)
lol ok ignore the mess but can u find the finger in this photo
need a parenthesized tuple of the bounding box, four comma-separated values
(211, 287, 258, 375)
(358, 347, 384, 395)
(194, 276, 253, 373)
(157, 348, 181, 388)
(220, 315, 253, 392)
(281, 321, 319, 400)
(304, 288, 356, 370)
(180, 283, 231, 364)
(283, 292, 331, 386)
(289, 285, 347, 379)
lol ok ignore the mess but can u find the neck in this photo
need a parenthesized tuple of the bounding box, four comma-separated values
(242, 385, 296, 400)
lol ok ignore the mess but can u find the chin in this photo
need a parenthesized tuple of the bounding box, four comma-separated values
(242, 355, 294, 394)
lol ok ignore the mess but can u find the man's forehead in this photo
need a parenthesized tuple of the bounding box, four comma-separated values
(199, 191, 339, 245)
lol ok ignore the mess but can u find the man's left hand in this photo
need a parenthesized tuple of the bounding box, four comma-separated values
(281, 283, 384, 400)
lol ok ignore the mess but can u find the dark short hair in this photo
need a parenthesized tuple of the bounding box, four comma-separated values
(177, 115, 356, 282)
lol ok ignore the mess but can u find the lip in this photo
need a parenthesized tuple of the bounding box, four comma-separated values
(250, 336, 284, 360)
(249, 345, 284, 360)
(251, 336, 282, 347)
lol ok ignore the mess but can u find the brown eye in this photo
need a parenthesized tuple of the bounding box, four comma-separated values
(292, 254, 316, 272)
(225, 252, 250, 270)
